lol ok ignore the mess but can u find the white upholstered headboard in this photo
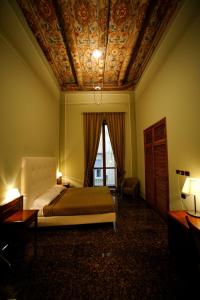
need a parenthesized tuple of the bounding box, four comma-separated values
(21, 157, 57, 209)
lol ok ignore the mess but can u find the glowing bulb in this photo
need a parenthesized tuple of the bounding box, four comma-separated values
(56, 171, 62, 179)
(94, 86, 101, 90)
(92, 49, 102, 59)
(5, 188, 20, 201)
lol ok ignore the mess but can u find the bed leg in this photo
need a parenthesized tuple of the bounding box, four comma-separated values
(113, 221, 117, 232)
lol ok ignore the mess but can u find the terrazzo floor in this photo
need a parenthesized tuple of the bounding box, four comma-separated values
(0, 196, 196, 299)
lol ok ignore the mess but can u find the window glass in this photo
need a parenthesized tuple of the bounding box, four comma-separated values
(106, 169, 116, 186)
(105, 126, 115, 167)
(93, 169, 103, 186)
(93, 124, 116, 187)
(97, 169, 101, 177)
(94, 129, 103, 168)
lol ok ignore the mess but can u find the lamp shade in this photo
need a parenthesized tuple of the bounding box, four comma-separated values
(56, 171, 62, 185)
(56, 171, 62, 179)
(182, 178, 200, 196)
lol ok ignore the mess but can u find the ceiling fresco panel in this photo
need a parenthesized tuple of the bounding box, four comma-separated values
(16, 0, 182, 91)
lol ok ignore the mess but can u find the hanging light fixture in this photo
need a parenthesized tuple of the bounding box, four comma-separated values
(93, 83, 103, 105)
(92, 49, 103, 104)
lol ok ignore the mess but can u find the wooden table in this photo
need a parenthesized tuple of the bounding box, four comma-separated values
(0, 197, 39, 266)
(3, 209, 39, 255)
(168, 210, 200, 230)
(3, 209, 38, 228)
(168, 211, 200, 272)
(168, 211, 200, 300)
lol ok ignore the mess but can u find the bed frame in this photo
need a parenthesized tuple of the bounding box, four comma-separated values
(21, 157, 116, 229)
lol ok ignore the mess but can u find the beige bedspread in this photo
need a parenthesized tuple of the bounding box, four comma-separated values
(43, 186, 115, 217)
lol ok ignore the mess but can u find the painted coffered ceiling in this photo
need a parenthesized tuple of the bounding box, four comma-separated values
(16, 0, 181, 91)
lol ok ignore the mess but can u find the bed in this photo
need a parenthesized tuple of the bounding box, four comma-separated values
(21, 157, 116, 230)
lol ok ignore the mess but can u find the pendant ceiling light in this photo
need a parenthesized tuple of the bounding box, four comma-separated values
(92, 49, 102, 59)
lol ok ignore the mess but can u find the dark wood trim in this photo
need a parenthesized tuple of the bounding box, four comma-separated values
(0, 196, 23, 222)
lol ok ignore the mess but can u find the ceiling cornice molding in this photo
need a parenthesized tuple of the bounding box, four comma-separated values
(61, 91, 131, 105)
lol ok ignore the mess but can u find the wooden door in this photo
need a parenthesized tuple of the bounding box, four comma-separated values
(144, 118, 169, 216)
(144, 129, 155, 207)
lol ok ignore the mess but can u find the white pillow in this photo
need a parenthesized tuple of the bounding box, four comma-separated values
(30, 184, 66, 215)
(52, 184, 66, 193)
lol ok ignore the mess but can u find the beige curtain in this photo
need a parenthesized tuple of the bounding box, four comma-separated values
(83, 113, 104, 187)
(105, 112, 125, 188)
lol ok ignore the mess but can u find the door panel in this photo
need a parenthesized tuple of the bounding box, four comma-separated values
(144, 118, 169, 216)
(154, 143, 169, 213)
(144, 145, 155, 206)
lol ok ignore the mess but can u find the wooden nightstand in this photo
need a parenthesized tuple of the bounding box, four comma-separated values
(3, 209, 39, 253)
(168, 211, 200, 296)
(168, 211, 200, 269)
(0, 197, 39, 265)
(168, 211, 195, 257)
(3, 209, 39, 231)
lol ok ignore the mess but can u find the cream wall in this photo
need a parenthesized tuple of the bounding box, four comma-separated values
(0, 1, 60, 200)
(135, 0, 200, 210)
(129, 93, 137, 176)
(59, 92, 134, 187)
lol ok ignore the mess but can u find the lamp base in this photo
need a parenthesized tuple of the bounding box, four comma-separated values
(187, 210, 200, 218)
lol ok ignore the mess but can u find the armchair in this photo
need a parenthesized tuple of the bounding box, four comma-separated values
(121, 177, 140, 200)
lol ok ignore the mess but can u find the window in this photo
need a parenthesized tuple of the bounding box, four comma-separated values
(96, 169, 101, 177)
(93, 122, 116, 187)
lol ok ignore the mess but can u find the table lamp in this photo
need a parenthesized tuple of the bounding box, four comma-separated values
(56, 171, 62, 185)
(182, 177, 200, 218)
